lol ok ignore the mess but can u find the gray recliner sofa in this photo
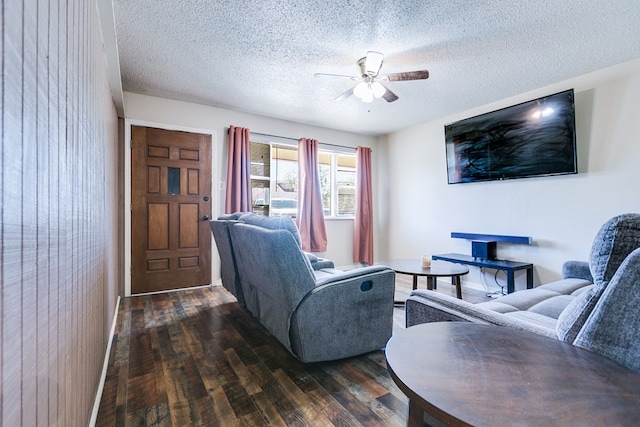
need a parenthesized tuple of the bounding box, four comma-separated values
(210, 212, 335, 306)
(211, 213, 396, 363)
(406, 214, 640, 359)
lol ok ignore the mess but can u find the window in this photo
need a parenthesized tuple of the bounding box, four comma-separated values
(250, 141, 356, 218)
(335, 154, 356, 216)
(250, 142, 271, 216)
(319, 152, 356, 217)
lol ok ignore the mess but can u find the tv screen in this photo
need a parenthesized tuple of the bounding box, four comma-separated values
(445, 89, 577, 184)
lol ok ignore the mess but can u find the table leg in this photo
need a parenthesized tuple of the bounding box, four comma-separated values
(453, 276, 462, 299)
(412, 275, 418, 290)
(526, 267, 533, 289)
(507, 271, 515, 294)
(426, 276, 435, 290)
(407, 399, 424, 427)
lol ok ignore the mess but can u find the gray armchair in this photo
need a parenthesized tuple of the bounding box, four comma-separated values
(227, 216, 395, 363)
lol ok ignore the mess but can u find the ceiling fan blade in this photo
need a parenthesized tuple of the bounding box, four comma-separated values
(385, 70, 430, 82)
(334, 87, 354, 102)
(314, 72, 357, 80)
(382, 86, 399, 103)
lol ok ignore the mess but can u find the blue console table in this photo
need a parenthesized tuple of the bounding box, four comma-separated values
(431, 253, 533, 294)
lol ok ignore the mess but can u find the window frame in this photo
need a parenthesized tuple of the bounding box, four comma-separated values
(252, 140, 357, 219)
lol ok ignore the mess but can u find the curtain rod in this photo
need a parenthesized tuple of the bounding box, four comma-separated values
(226, 128, 359, 152)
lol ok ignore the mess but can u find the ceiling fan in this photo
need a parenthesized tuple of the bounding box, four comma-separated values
(314, 51, 429, 103)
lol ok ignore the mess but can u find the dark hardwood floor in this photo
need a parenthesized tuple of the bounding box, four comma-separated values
(96, 275, 490, 426)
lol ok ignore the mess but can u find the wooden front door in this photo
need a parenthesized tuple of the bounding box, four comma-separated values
(131, 125, 212, 294)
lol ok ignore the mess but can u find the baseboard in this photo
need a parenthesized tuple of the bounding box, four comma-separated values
(129, 283, 213, 297)
(459, 279, 485, 292)
(89, 295, 121, 427)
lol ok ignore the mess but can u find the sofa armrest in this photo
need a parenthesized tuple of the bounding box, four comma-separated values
(310, 259, 335, 269)
(313, 265, 390, 286)
(304, 251, 335, 270)
(289, 267, 395, 362)
(562, 260, 593, 282)
(405, 290, 558, 339)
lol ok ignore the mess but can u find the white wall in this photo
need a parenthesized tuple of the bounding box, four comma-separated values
(123, 93, 379, 278)
(382, 59, 640, 291)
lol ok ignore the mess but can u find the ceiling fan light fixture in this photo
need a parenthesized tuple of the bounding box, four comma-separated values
(353, 82, 369, 99)
(371, 82, 386, 98)
(361, 91, 374, 103)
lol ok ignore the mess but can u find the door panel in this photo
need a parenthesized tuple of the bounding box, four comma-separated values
(148, 203, 169, 249)
(132, 125, 212, 294)
(179, 204, 199, 247)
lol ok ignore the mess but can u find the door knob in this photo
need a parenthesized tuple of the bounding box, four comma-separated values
(202, 215, 209, 221)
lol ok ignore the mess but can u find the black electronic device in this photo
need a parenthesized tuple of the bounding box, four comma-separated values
(445, 89, 577, 184)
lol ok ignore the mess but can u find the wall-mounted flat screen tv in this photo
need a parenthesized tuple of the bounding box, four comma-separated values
(445, 89, 577, 184)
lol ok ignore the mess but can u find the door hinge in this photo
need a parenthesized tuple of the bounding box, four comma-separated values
(130, 204, 133, 212)
(130, 140, 133, 148)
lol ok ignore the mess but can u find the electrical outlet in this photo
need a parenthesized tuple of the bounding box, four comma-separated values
(218, 181, 224, 190)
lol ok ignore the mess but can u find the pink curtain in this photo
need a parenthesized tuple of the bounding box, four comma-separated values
(225, 125, 252, 213)
(297, 138, 327, 252)
(354, 146, 373, 265)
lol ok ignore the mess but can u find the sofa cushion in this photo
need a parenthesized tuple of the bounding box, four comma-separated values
(504, 311, 559, 331)
(477, 288, 564, 313)
(571, 284, 596, 296)
(537, 278, 593, 294)
(527, 295, 576, 319)
(478, 292, 577, 320)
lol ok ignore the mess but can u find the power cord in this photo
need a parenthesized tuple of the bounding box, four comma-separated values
(479, 267, 504, 298)
(494, 269, 507, 296)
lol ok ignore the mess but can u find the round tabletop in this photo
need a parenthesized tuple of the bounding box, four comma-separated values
(379, 258, 469, 277)
(385, 322, 640, 426)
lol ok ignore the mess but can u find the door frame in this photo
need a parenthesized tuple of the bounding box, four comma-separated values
(124, 119, 219, 297)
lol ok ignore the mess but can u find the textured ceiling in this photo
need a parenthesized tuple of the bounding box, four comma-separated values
(113, 0, 640, 136)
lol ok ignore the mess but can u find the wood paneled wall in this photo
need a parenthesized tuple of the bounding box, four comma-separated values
(1, 0, 120, 425)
